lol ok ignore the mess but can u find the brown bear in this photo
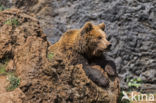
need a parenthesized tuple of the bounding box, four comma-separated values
(49, 22, 116, 87)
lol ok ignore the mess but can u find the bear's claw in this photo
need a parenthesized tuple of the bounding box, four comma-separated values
(105, 64, 115, 76)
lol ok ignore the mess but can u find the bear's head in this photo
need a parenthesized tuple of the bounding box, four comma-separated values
(78, 22, 111, 57)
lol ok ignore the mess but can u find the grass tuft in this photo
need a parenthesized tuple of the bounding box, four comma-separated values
(6, 74, 20, 91)
(48, 52, 54, 60)
(0, 5, 9, 11)
(4, 18, 19, 26)
(127, 78, 142, 89)
(0, 63, 7, 75)
(0, 5, 5, 11)
(0, 60, 20, 91)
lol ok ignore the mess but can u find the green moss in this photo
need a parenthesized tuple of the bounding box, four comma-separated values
(0, 63, 7, 75)
(4, 18, 19, 26)
(0, 60, 20, 91)
(0, 5, 8, 11)
(48, 52, 54, 60)
(128, 78, 142, 89)
(6, 74, 20, 91)
(0, 5, 5, 11)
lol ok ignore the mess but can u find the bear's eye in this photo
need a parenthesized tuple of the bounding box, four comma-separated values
(97, 36, 102, 40)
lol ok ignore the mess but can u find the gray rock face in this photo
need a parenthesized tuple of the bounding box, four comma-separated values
(1, 0, 156, 91)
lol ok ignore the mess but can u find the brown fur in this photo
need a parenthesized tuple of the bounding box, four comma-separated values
(49, 22, 111, 57)
(49, 22, 116, 87)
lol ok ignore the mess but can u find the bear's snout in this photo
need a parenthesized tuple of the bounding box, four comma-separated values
(106, 43, 112, 50)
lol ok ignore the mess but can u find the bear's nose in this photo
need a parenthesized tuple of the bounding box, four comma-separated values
(107, 44, 112, 50)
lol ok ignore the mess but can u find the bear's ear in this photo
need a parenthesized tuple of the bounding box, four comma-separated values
(99, 23, 105, 31)
(80, 22, 93, 35)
